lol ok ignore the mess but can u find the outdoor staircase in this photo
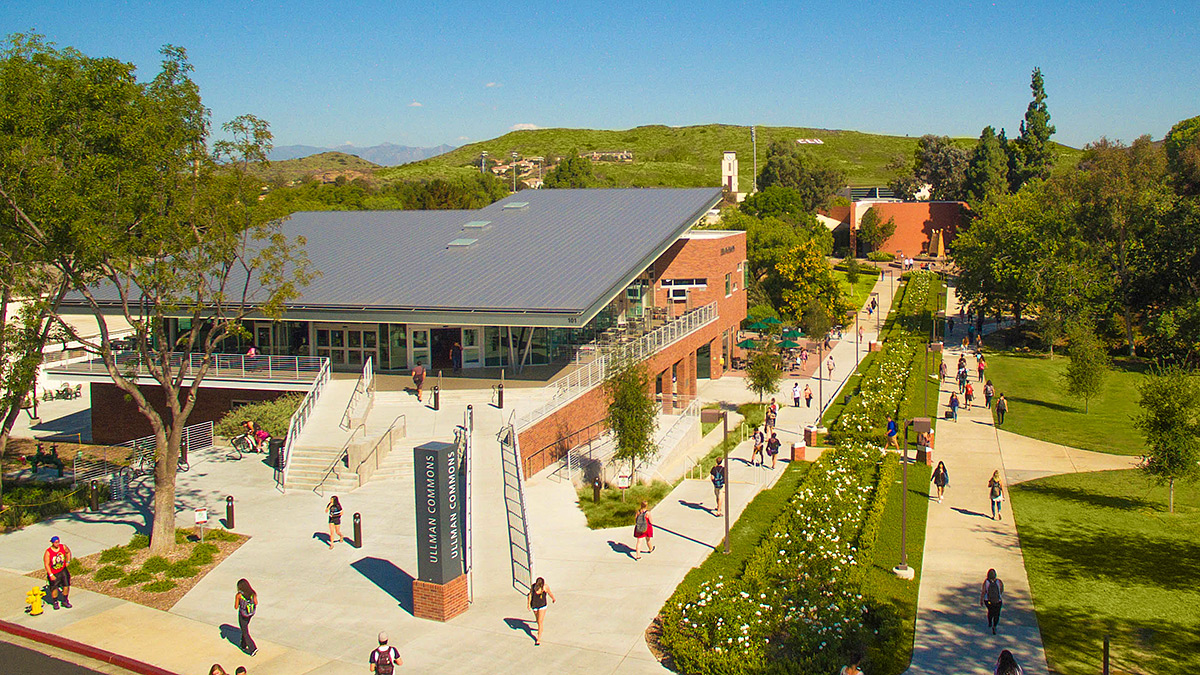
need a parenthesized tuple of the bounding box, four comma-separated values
(284, 377, 364, 492)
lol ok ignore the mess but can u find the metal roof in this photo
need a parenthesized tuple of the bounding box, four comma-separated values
(275, 187, 721, 322)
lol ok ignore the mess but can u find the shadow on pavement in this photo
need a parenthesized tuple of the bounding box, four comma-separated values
(951, 507, 992, 519)
(313, 531, 332, 546)
(606, 540, 636, 559)
(677, 500, 713, 514)
(352, 557, 414, 614)
(654, 525, 715, 550)
(219, 623, 241, 649)
(504, 617, 536, 642)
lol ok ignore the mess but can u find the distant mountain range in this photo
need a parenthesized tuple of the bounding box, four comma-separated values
(268, 142, 456, 166)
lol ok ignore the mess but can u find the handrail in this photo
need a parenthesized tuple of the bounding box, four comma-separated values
(340, 356, 375, 430)
(353, 414, 406, 475)
(47, 351, 326, 382)
(279, 357, 332, 491)
(515, 302, 718, 430)
(313, 424, 365, 497)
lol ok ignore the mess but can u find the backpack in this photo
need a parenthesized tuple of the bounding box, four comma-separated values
(375, 646, 396, 675)
(240, 593, 256, 617)
(986, 579, 1002, 603)
(634, 511, 648, 536)
(711, 466, 725, 489)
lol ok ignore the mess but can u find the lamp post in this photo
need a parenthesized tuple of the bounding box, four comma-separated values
(511, 151, 518, 192)
(872, 292, 880, 333)
(817, 338, 824, 425)
(855, 311, 860, 368)
(722, 411, 730, 555)
(480, 150, 488, 174)
(893, 419, 915, 579)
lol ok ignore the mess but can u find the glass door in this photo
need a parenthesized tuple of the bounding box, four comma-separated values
(462, 328, 481, 367)
(410, 328, 431, 367)
(315, 324, 379, 369)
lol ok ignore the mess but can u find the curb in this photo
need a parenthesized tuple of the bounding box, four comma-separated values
(0, 618, 178, 675)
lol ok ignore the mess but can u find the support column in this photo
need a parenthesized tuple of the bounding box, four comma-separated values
(661, 367, 674, 413)
(686, 350, 698, 398)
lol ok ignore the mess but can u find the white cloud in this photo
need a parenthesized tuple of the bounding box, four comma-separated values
(486, 82, 501, 88)
(408, 101, 423, 107)
(510, 123, 540, 131)
(457, 136, 470, 141)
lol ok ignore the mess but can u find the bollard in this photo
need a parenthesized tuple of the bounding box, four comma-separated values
(466, 404, 473, 432)
(353, 512, 362, 548)
(226, 495, 235, 530)
(593, 477, 602, 502)
(432, 386, 440, 411)
(497, 383, 504, 409)
(88, 480, 99, 511)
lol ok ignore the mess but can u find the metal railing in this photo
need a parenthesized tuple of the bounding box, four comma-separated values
(49, 351, 325, 383)
(498, 423, 535, 595)
(340, 356, 376, 429)
(279, 358, 333, 490)
(638, 397, 701, 483)
(72, 420, 214, 488)
(352, 415, 406, 486)
(515, 302, 718, 430)
(312, 424, 364, 497)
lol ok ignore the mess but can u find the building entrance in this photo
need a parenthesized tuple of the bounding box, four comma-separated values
(430, 327, 458, 370)
(315, 324, 378, 368)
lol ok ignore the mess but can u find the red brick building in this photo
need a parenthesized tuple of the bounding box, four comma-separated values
(840, 200, 966, 258)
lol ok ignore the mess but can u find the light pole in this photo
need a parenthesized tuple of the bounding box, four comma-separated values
(855, 311, 860, 369)
(872, 292, 880, 333)
(722, 411, 730, 555)
(480, 150, 488, 174)
(511, 151, 518, 192)
(816, 337, 824, 425)
(893, 419, 914, 579)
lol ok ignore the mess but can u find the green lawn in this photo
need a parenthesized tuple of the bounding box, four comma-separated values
(864, 457, 931, 674)
(833, 267, 881, 312)
(1012, 470, 1200, 675)
(985, 353, 1147, 455)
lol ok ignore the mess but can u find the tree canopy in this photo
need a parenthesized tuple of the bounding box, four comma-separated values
(964, 126, 1010, 205)
(857, 207, 896, 254)
(1008, 67, 1057, 191)
(544, 151, 597, 188)
(755, 141, 846, 212)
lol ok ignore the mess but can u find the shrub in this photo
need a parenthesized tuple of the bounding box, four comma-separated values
(142, 579, 177, 593)
(142, 556, 170, 574)
(93, 565, 125, 582)
(67, 558, 88, 575)
(214, 394, 302, 439)
(98, 546, 132, 565)
(166, 560, 200, 579)
(203, 529, 240, 542)
(127, 533, 150, 550)
(189, 543, 219, 565)
(867, 251, 895, 262)
(116, 570, 153, 587)
(0, 483, 108, 529)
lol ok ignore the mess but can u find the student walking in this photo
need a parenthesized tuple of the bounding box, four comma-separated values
(803, 384, 813, 408)
(958, 367, 969, 394)
(885, 416, 899, 450)
(964, 382, 975, 408)
(988, 470, 1005, 520)
(369, 631, 401, 673)
(710, 458, 726, 516)
(826, 355, 835, 379)
(325, 496, 344, 548)
(984, 380, 995, 409)
(977, 356, 987, 382)
(939, 360, 948, 382)
(995, 394, 1008, 425)
(980, 569, 1005, 634)
(750, 426, 765, 467)
(949, 392, 960, 422)
(527, 577, 556, 646)
(766, 432, 781, 470)
(234, 578, 258, 656)
(632, 501, 654, 559)
(411, 364, 426, 402)
(994, 649, 1023, 675)
(792, 382, 801, 408)
(44, 535, 73, 610)
(931, 461, 949, 503)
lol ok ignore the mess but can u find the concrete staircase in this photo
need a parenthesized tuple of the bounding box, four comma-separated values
(284, 377, 364, 492)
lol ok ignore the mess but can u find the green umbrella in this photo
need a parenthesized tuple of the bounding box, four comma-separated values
(736, 339, 759, 349)
(763, 316, 782, 325)
(747, 321, 769, 332)
(782, 328, 802, 338)
(779, 339, 801, 349)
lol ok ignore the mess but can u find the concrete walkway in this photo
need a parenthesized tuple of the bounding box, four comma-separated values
(907, 288, 1139, 675)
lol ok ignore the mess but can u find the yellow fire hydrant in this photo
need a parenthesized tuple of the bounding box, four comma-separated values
(26, 586, 45, 616)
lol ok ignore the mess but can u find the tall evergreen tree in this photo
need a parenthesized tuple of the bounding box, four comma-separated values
(964, 126, 1010, 205)
(1009, 67, 1057, 191)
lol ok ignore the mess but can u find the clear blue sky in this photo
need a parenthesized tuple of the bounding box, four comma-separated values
(3, 1, 1197, 149)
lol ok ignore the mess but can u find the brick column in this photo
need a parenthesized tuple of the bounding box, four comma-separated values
(413, 575, 468, 622)
(710, 337, 723, 378)
(661, 366, 674, 413)
(686, 350, 698, 398)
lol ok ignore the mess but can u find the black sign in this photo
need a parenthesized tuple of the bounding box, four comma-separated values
(414, 441, 464, 585)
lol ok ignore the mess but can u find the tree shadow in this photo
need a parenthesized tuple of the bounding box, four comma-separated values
(1015, 481, 1155, 512)
(1019, 523, 1200, 593)
(1007, 395, 1076, 414)
(1032, 602, 1200, 674)
(351, 557, 414, 615)
(504, 617, 536, 642)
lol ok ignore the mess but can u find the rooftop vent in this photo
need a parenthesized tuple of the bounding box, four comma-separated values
(446, 238, 478, 248)
(503, 201, 529, 210)
(462, 220, 491, 230)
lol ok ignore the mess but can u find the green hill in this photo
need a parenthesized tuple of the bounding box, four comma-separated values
(377, 124, 1082, 188)
(257, 151, 382, 183)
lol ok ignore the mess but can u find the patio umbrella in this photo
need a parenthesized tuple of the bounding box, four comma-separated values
(779, 339, 801, 349)
(747, 321, 769, 332)
(763, 317, 782, 325)
(736, 339, 759, 349)
(782, 328, 802, 338)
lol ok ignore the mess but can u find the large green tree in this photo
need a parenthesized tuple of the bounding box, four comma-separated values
(913, 135, 969, 201)
(604, 358, 659, 477)
(544, 151, 597, 188)
(857, 207, 896, 254)
(1164, 115, 1200, 196)
(776, 240, 846, 322)
(756, 141, 846, 212)
(1061, 322, 1109, 413)
(1134, 367, 1200, 513)
(0, 37, 312, 554)
(964, 126, 1010, 205)
(1008, 67, 1057, 191)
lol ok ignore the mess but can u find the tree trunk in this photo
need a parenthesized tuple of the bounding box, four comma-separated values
(148, 424, 183, 554)
(1169, 478, 1175, 514)
(0, 404, 20, 511)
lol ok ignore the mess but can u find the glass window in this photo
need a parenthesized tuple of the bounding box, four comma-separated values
(331, 330, 345, 348)
(742, 261, 749, 290)
(388, 324, 408, 370)
(362, 330, 376, 349)
(349, 331, 362, 348)
(725, 273, 732, 296)
(317, 330, 330, 348)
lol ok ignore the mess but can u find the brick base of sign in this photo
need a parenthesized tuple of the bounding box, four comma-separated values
(413, 575, 468, 622)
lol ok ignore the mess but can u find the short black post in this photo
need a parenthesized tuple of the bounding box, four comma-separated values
(225, 495, 235, 530)
(592, 477, 601, 502)
(180, 437, 188, 466)
(88, 480, 99, 511)
(353, 512, 362, 548)
(497, 383, 504, 409)
(432, 386, 440, 411)
(1102, 635, 1110, 675)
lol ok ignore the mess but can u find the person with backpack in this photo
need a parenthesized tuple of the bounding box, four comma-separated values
(964, 382, 975, 409)
(995, 394, 1008, 425)
(369, 631, 402, 673)
(632, 501, 654, 560)
(710, 458, 726, 517)
(750, 426, 765, 467)
(766, 432, 781, 470)
(980, 569, 1005, 634)
(984, 380, 995, 409)
(931, 461, 949, 503)
(527, 577, 557, 646)
(988, 470, 1005, 520)
(234, 578, 258, 656)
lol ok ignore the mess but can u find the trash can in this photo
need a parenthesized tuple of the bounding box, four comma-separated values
(790, 441, 806, 462)
(268, 437, 285, 469)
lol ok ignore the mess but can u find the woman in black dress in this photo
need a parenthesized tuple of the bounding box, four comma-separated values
(932, 461, 949, 503)
(326, 496, 344, 548)
(527, 577, 556, 646)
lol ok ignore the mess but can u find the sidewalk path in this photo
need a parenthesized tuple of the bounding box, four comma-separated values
(907, 286, 1138, 675)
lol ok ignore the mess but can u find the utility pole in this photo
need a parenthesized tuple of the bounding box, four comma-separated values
(511, 151, 518, 192)
(751, 126, 758, 193)
(722, 411, 730, 555)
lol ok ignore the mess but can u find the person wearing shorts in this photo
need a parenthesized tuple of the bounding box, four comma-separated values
(766, 433, 781, 470)
(710, 458, 726, 516)
(44, 536, 72, 609)
(325, 496, 344, 548)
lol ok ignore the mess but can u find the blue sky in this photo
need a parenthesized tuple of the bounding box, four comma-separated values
(3, 1, 1197, 149)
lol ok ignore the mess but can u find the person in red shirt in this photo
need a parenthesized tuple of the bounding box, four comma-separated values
(43, 536, 72, 609)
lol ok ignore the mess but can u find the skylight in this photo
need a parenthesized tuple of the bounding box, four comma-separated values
(503, 201, 529, 209)
(446, 238, 478, 248)
(462, 220, 491, 229)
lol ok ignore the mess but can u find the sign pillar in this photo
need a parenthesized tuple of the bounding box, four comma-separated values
(412, 441, 468, 621)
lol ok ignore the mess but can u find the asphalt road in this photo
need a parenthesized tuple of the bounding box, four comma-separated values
(0, 637, 112, 675)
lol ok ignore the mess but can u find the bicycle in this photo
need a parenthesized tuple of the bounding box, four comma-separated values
(228, 433, 253, 461)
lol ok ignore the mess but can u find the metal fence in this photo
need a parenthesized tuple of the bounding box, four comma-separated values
(72, 420, 215, 493)
(340, 356, 375, 430)
(49, 351, 325, 383)
(515, 302, 718, 430)
(279, 358, 333, 490)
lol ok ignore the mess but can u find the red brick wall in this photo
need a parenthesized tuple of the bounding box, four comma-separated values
(850, 201, 965, 258)
(413, 574, 468, 622)
(89, 382, 289, 445)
